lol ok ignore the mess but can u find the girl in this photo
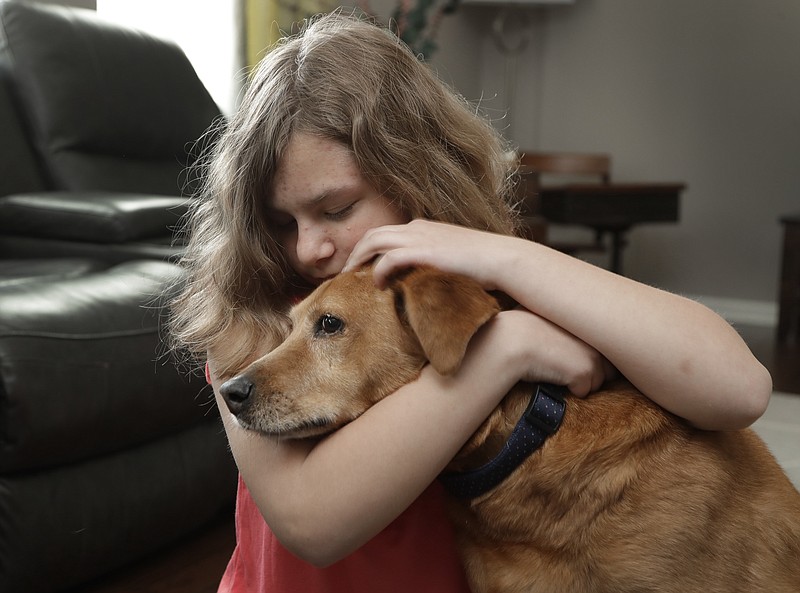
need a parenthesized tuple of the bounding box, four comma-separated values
(169, 13, 772, 593)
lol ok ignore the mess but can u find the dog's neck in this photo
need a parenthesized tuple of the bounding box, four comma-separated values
(448, 385, 532, 471)
(440, 383, 567, 499)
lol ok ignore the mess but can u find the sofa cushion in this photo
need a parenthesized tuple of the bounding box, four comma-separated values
(0, 62, 48, 197)
(0, 192, 190, 243)
(0, 258, 107, 287)
(0, 260, 209, 472)
(0, 233, 184, 265)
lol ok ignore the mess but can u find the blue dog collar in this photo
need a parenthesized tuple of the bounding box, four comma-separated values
(439, 383, 567, 499)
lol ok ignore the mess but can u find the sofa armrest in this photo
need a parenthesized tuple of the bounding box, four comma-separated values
(0, 260, 209, 472)
(0, 191, 189, 243)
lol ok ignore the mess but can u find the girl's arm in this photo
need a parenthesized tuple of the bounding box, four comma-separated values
(209, 307, 607, 567)
(345, 220, 772, 430)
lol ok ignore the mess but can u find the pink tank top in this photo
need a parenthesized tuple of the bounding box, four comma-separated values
(218, 476, 471, 593)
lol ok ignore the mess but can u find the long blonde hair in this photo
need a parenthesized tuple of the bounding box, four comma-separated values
(169, 12, 519, 376)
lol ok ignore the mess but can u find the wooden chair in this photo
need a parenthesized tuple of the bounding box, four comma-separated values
(515, 151, 612, 256)
(519, 152, 611, 184)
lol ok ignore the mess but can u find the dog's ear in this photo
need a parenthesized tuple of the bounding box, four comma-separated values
(390, 266, 500, 375)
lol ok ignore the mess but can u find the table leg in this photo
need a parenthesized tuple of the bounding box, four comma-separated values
(603, 228, 629, 275)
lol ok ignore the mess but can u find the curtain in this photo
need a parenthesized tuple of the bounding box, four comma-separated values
(244, 0, 338, 68)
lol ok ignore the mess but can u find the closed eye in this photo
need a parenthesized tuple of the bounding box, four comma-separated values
(325, 202, 354, 221)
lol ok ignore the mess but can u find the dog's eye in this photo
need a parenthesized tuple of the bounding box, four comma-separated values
(316, 314, 344, 336)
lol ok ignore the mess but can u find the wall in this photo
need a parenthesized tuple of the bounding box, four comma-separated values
(436, 0, 800, 323)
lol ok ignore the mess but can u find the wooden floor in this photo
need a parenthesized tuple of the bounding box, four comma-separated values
(78, 511, 235, 593)
(76, 323, 799, 593)
(736, 323, 800, 395)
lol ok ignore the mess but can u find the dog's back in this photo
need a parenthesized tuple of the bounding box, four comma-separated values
(447, 380, 800, 593)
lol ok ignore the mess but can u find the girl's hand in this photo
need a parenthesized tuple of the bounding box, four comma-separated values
(343, 219, 614, 396)
(343, 219, 515, 290)
(494, 308, 614, 397)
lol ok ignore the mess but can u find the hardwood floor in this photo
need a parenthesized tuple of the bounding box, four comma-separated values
(74, 323, 798, 593)
(736, 323, 800, 395)
(76, 512, 235, 593)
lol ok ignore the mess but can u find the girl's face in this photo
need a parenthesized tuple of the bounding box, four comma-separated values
(268, 133, 409, 286)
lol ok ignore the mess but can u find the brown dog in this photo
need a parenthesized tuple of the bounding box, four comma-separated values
(220, 266, 800, 593)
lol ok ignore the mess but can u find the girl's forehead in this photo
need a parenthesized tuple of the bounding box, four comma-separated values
(270, 133, 363, 210)
(277, 133, 354, 175)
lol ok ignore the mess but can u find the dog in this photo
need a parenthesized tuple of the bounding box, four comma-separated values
(220, 266, 800, 593)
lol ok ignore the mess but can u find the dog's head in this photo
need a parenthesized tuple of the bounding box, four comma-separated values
(219, 266, 500, 439)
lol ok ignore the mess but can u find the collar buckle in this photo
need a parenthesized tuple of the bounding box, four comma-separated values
(523, 383, 567, 436)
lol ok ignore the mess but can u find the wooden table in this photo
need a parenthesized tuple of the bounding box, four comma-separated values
(538, 183, 684, 274)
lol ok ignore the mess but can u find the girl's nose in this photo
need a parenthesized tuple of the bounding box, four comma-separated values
(295, 224, 335, 266)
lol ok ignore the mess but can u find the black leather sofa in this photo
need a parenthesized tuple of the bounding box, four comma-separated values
(0, 3, 237, 592)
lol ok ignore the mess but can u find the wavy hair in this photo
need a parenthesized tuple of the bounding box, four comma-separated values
(169, 11, 519, 376)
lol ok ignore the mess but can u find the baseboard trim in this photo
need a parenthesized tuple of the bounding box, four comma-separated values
(690, 295, 778, 327)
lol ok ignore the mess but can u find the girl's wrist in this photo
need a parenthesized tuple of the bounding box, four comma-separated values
(478, 310, 537, 387)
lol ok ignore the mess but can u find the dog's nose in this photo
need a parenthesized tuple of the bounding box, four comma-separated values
(219, 375, 255, 416)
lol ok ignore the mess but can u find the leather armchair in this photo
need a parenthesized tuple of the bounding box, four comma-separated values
(0, 3, 237, 592)
(0, 260, 237, 593)
(0, 0, 222, 262)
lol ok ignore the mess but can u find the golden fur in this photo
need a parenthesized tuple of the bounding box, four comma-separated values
(220, 266, 800, 593)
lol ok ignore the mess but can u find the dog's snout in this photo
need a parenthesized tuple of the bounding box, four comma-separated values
(219, 375, 255, 415)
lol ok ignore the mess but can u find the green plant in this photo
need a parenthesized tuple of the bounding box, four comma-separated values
(358, 0, 460, 58)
